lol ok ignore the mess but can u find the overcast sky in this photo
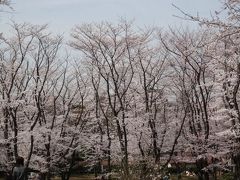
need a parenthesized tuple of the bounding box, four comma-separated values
(1, 0, 222, 34)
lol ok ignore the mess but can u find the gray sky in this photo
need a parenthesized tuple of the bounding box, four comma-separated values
(1, 0, 222, 34)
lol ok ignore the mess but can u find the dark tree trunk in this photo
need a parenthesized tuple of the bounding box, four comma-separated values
(196, 156, 209, 180)
(45, 136, 51, 180)
(65, 150, 76, 180)
(233, 153, 240, 180)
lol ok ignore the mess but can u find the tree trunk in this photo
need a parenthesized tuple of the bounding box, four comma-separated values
(65, 151, 75, 180)
(233, 153, 240, 180)
(196, 156, 209, 180)
(45, 136, 51, 180)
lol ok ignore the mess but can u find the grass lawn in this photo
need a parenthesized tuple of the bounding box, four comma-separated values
(171, 175, 197, 180)
(52, 175, 96, 180)
(0, 175, 97, 180)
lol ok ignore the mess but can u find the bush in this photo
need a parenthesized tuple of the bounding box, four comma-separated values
(221, 172, 234, 180)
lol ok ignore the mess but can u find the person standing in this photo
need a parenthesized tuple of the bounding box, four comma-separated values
(12, 156, 27, 180)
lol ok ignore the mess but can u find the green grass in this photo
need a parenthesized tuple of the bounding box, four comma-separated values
(171, 175, 197, 180)
(52, 175, 96, 180)
(0, 175, 97, 180)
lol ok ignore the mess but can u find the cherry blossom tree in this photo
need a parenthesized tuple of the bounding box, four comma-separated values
(0, 23, 87, 180)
